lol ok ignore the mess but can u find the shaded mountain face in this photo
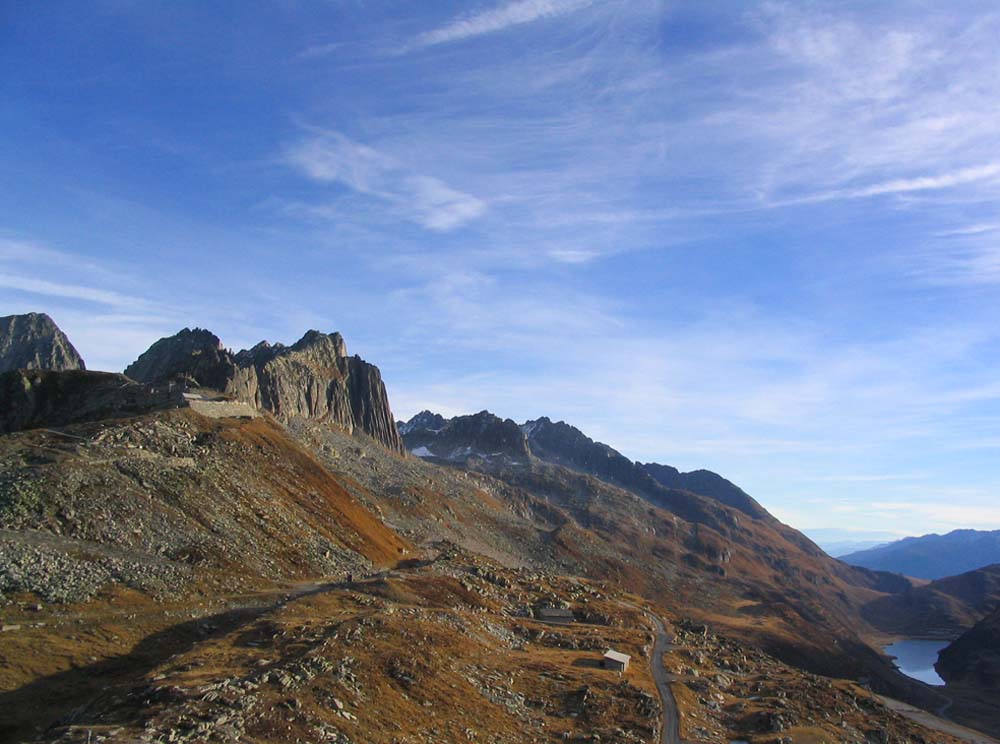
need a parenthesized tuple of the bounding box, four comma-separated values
(403, 410, 530, 461)
(125, 328, 403, 452)
(938, 607, 1000, 689)
(862, 564, 1000, 637)
(124, 328, 235, 390)
(841, 529, 1000, 580)
(0, 312, 84, 372)
(0, 369, 183, 434)
(641, 462, 770, 520)
(401, 411, 772, 523)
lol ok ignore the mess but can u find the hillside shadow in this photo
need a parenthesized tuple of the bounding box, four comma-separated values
(0, 583, 343, 744)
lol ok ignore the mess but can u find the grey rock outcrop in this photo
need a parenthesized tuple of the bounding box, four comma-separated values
(125, 328, 403, 453)
(0, 313, 85, 372)
(124, 328, 236, 390)
(0, 369, 183, 434)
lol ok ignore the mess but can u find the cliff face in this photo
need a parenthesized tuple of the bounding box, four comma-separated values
(0, 313, 85, 372)
(125, 329, 403, 453)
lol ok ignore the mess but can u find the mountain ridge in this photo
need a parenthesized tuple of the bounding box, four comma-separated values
(125, 327, 403, 452)
(841, 529, 1000, 580)
(400, 409, 774, 522)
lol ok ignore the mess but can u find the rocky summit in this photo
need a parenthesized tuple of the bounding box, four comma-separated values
(0, 313, 85, 373)
(125, 328, 403, 452)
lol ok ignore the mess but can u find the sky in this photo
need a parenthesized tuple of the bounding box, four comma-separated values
(4, 1, 1000, 537)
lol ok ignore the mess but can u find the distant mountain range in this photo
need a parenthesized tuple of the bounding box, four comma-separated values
(802, 528, 905, 558)
(841, 529, 1000, 580)
(398, 409, 772, 521)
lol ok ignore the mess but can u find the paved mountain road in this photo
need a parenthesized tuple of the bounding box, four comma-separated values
(648, 612, 684, 744)
(615, 600, 684, 744)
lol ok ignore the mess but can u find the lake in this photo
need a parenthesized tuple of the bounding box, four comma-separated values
(884, 639, 950, 686)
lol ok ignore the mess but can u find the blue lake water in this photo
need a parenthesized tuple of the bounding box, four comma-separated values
(884, 639, 949, 686)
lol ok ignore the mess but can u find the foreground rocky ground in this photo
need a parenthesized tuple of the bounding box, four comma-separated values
(3, 548, 976, 744)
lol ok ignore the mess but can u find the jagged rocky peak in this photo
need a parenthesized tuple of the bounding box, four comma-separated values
(293, 329, 347, 357)
(402, 410, 529, 461)
(0, 312, 85, 372)
(125, 326, 403, 453)
(399, 410, 448, 435)
(124, 327, 236, 390)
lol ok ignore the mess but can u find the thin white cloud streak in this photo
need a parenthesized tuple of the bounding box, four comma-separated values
(0, 273, 149, 309)
(778, 163, 1000, 206)
(410, 0, 594, 49)
(284, 132, 486, 231)
(935, 223, 1000, 238)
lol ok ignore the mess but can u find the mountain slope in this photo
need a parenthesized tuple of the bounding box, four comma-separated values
(402, 411, 776, 526)
(842, 529, 1000, 579)
(0, 313, 84, 373)
(2, 341, 994, 741)
(0, 408, 407, 605)
(938, 606, 1000, 689)
(641, 461, 769, 520)
(862, 564, 1000, 637)
(394, 411, 941, 692)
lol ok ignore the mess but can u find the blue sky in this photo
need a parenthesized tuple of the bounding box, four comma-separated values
(4, 1, 1000, 536)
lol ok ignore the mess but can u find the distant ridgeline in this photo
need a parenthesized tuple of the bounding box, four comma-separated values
(399, 409, 773, 523)
(840, 529, 1000, 580)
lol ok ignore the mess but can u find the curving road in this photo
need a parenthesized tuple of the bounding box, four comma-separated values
(647, 612, 683, 744)
(616, 600, 683, 744)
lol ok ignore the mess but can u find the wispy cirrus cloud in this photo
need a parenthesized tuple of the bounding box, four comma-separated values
(410, 0, 594, 49)
(284, 132, 486, 231)
(0, 273, 149, 309)
(776, 162, 1000, 206)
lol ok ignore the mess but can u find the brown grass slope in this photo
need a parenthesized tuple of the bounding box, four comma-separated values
(1, 550, 966, 744)
(290, 420, 953, 711)
(0, 409, 407, 603)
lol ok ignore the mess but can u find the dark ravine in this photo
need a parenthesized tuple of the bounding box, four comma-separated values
(862, 564, 1000, 638)
(0, 313, 85, 373)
